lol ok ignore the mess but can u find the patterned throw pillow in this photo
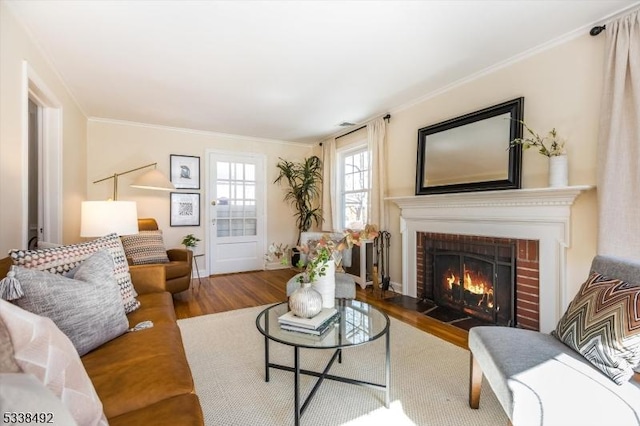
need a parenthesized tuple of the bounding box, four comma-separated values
(13, 251, 129, 356)
(9, 233, 140, 313)
(552, 272, 640, 385)
(120, 230, 170, 265)
(0, 317, 21, 373)
(0, 299, 108, 426)
(0, 374, 77, 425)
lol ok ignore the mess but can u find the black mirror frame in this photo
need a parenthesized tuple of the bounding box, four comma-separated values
(415, 97, 524, 195)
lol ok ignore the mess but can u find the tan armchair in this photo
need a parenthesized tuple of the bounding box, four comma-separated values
(136, 218, 193, 294)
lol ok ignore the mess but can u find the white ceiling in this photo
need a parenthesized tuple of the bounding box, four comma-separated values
(6, 0, 638, 144)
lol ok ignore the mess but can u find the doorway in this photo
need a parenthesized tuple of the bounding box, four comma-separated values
(27, 98, 43, 249)
(207, 151, 266, 274)
(23, 61, 62, 248)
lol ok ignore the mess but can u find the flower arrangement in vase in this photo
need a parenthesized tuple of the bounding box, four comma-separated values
(264, 242, 290, 270)
(264, 242, 289, 263)
(295, 225, 380, 308)
(296, 245, 332, 284)
(296, 224, 380, 283)
(510, 121, 568, 187)
(509, 121, 566, 157)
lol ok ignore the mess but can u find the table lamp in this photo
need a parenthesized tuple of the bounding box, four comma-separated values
(80, 201, 138, 237)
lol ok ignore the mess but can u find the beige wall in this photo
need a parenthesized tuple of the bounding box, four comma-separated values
(1, 0, 604, 304)
(0, 2, 87, 253)
(87, 119, 314, 269)
(384, 33, 604, 300)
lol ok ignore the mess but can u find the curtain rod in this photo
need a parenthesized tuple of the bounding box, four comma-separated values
(332, 114, 391, 142)
(590, 25, 606, 36)
(336, 125, 366, 140)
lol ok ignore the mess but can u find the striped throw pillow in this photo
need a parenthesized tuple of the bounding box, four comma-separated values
(9, 233, 140, 314)
(120, 230, 170, 265)
(553, 272, 640, 385)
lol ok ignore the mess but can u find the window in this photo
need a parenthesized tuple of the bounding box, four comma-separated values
(338, 145, 370, 230)
(215, 161, 257, 237)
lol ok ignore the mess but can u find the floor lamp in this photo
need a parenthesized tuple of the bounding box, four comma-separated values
(92, 162, 174, 201)
(82, 163, 175, 237)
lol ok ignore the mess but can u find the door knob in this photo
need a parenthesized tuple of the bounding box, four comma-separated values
(211, 200, 217, 206)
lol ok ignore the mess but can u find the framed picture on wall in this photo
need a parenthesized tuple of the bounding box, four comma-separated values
(170, 154, 200, 189)
(170, 192, 200, 227)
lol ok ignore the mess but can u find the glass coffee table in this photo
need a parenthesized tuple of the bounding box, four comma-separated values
(256, 300, 390, 426)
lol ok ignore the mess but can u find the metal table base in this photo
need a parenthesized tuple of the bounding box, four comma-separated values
(263, 330, 390, 426)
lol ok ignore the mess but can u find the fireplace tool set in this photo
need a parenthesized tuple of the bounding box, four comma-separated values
(372, 231, 392, 297)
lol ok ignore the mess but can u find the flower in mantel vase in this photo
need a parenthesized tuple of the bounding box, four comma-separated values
(509, 120, 566, 157)
(509, 121, 569, 187)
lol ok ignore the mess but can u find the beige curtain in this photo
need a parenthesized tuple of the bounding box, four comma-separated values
(321, 137, 337, 231)
(367, 117, 388, 230)
(597, 10, 640, 258)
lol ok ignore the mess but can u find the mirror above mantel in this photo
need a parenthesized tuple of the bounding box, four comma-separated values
(415, 97, 524, 195)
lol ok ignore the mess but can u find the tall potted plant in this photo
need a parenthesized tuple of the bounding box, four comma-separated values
(274, 156, 323, 263)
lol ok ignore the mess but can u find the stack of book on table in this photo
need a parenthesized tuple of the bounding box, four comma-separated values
(278, 308, 340, 336)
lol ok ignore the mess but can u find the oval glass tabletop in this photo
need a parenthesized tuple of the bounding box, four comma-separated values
(256, 300, 390, 349)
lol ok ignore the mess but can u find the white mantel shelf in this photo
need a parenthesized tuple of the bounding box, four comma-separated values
(386, 185, 594, 209)
(386, 185, 594, 333)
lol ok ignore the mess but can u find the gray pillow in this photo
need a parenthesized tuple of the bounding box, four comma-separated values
(13, 250, 128, 356)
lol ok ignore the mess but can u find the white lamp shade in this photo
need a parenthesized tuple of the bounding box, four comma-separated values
(81, 201, 138, 237)
(130, 169, 175, 191)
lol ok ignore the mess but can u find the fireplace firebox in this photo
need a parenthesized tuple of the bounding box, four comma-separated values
(423, 238, 516, 327)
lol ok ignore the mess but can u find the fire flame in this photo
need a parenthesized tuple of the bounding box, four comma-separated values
(446, 272, 457, 288)
(443, 267, 494, 308)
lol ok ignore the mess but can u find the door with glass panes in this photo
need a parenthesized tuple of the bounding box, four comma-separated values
(208, 152, 265, 274)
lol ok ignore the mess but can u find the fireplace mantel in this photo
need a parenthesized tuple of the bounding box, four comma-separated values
(387, 185, 594, 333)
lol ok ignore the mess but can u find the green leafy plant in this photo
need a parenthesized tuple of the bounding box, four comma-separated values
(296, 245, 331, 284)
(181, 234, 201, 249)
(274, 156, 323, 246)
(510, 121, 566, 157)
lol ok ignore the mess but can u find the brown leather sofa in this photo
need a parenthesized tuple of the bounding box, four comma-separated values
(0, 258, 204, 425)
(136, 218, 193, 294)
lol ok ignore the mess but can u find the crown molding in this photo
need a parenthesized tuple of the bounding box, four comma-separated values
(87, 117, 311, 147)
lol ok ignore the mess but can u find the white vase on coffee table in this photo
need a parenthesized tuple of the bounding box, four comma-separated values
(289, 282, 323, 318)
(312, 259, 336, 309)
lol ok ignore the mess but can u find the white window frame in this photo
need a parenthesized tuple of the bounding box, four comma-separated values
(337, 142, 371, 230)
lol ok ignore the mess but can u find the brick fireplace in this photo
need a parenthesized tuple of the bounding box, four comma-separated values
(388, 186, 591, 333)
(417, 232, 539, 330)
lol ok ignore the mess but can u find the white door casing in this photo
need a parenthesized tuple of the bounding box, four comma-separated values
(22, 61, 62, 247)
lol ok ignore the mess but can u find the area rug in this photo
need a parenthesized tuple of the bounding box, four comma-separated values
(178, 305, 508, 425)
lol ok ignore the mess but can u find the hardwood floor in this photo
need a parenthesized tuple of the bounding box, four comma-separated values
(173, 269, 470, 349)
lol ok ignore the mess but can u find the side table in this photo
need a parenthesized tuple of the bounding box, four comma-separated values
(192, 254, 204, 291)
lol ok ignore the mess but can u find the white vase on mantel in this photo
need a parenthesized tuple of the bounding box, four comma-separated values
(312, 259, 336, 309)
(548, 154, 568, 187)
